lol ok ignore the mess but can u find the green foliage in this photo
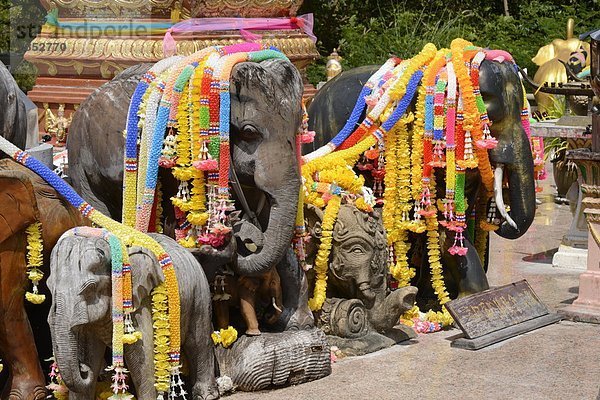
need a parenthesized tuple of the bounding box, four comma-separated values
(0, 0, 43, 92)
(300, 0, 600, 85)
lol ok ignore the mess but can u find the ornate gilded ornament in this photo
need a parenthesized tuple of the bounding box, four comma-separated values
(532, 18, 591, 114)
(183, 0, 302, 18)
(26, 35, 318, 79)
(44, 103, 73, 144)
(326, 49, 343, 81)
(39, 0, 302, 19)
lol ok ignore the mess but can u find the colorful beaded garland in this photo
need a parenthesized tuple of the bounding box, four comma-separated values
(302, 39, 534, 325)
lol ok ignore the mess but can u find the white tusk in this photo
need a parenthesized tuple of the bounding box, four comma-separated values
(494, 164, 518, 230)
(272, 297, 283, 313)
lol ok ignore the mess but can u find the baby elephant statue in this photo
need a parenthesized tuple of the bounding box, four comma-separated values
(305, 204, 417, 355)
(47, 229, 219, 400)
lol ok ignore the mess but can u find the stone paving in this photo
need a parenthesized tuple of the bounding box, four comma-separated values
(229, 178, 600, 399)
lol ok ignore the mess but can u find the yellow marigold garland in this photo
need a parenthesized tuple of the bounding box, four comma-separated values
(155, 181, 163, 234)
(391, 233, 414, 286)
(176, 82, 191, 166)
(451, 38, 493, 194)
(423, 175, 453, 325)
(382, 119, 399, 243)
(388, 43, 437, 100)
(25, 222, 45, 304)
(411, 84, 426, 201)
(308, 195, 341, 311)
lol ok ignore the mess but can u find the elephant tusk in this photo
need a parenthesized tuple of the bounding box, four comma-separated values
(494, 164, 518, 230)
(272, 297, 283, 313)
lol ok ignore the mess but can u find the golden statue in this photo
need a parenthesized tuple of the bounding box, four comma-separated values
(326, 49, 343, 81)
(532, 18, 591, 114)
(44, 103, 73, 145)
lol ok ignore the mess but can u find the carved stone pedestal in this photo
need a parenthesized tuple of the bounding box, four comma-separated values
(559, 149, 600, 323)
(553, 183, 588, 268)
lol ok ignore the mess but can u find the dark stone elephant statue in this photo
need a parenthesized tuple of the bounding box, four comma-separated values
(305, 60, 536, 301)
(48, 231, 218, 400)
(65, 56, 330, 391)
(67, 58, 308, 333)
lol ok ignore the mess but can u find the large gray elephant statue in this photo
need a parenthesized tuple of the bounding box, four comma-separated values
(306, 59, 536, 301)
(48, 231, 218, 400)
(67, 58, 307, 330)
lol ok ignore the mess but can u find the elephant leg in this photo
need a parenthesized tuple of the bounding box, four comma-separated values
(238, 276, 261, 336)
(442, 230, 489, 297)
(0, 235, 46, 400)
(213, 275, 233, 330)
(213, 300, 230, 331)
(183, 317, 218, 399)
(125, 305, 157, 400)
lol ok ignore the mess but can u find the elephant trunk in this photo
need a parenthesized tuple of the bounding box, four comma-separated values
(493, 132, 536, 239)
(368, 286, 418, 332)
(52, 302, 94, 394)
(236, 177, 300, 277)
(358, 282, 377, 305)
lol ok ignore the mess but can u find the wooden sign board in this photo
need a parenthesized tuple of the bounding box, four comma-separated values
(446, 280, 561, 350)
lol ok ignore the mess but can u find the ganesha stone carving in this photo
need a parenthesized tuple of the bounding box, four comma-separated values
(305, 203, 417, 353)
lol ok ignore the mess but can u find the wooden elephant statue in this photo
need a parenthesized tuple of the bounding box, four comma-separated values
(48, 230, 218, 400)
(211, 268, 284, 336)
(0, 158, 87, 400)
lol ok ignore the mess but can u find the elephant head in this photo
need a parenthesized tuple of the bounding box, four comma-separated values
(0, 61, 27, 150)
(480, 60, 536, 239)
(47, 233, 164, 396)
(229, 59, 304, 277)
(306, 204, 388, 307)
(67, 59, 304, 275)
(0, 164, 39, 246)
(308, 61, 536, 241)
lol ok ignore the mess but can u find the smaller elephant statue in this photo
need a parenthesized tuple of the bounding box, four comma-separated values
(304, 204, 417, 337)
(48, 230, 218, 400)
(210, 219, 285, 336)
(211, 268, 284, 336)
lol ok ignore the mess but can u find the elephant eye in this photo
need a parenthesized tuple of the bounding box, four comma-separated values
(350, 245, 366, 255)
(239, 124, 261, 141)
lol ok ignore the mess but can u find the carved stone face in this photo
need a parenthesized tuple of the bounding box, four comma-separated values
(328, 205, 388, 305)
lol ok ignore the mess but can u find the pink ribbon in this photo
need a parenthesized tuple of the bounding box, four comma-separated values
(484, 50, 514, 63)
(163, 13, 316, 57)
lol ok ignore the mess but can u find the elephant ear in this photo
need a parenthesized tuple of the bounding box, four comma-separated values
(0, 168, 39, 245)
(128, 246, 165, 310)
